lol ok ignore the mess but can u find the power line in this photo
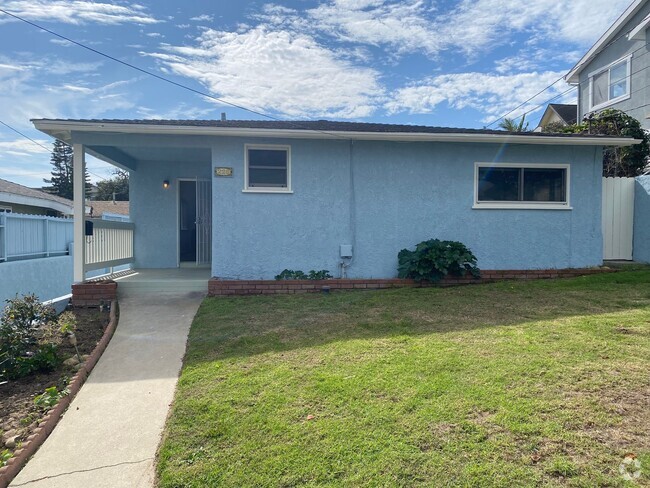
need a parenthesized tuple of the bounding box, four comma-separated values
(0, 119, 50, 152)
(0, 8, 351, 142)
(485, 5, 648, 128)
(0, 118, 108, 181)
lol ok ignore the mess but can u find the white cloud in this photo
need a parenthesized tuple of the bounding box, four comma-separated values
(190, 14, 213, 22)
(148, 26, 384, 118)
(135, 103, 216, 120)
(0, 1, 160, 25)
(0, 138, 50, 155)
(387, 71, 573, 122)
(258, 0, 631, 60)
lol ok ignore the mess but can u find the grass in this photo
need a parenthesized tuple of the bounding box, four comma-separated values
(157, 271, 650, 487)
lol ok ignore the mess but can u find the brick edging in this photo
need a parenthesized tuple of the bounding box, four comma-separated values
(71, 281, 117, 307)
(0, 300, 119, 488)
(208, 268, 617, 296)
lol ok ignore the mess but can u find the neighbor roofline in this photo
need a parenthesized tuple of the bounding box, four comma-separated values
(565, 0, 645, 83)
(0, 191, 74, 215)
(31, 119, 641, 147)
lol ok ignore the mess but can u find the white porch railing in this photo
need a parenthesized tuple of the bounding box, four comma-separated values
(0, 212, 73, 262)
(84, 219, 135, 271)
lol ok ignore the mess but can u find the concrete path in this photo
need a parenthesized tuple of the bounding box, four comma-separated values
(10, 290, 204, 488)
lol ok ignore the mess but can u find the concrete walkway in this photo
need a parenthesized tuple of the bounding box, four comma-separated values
(10, 290, 204, 487)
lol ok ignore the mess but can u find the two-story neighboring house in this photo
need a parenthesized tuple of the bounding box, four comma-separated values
(566, 0, 650, 129)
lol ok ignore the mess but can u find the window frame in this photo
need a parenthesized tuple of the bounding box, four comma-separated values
(0, 205, 11, 213)
(243, 144, 292, 193)
(588, 55, 632, 111)
(473, 162, 571, 210)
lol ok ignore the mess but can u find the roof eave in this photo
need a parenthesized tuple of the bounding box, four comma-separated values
(0, 191, 74, 215)
(565, 0, 645, 82)
(31, 119, 641, 147)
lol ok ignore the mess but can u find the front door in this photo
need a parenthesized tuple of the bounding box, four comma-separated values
(178, 179, 212, 267)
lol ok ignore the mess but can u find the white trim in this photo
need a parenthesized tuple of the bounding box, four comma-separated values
(628, 13, 650, 40)
(32, 120, 642, 147)
(244, 144, 292, 192)
(588, 55, 632, 111)
(565, 0, 644, 83)
(0, 191, 73, 215)
(473, 162, 571, 210)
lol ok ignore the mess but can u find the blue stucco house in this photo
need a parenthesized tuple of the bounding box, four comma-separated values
(32, 119, 638, 282)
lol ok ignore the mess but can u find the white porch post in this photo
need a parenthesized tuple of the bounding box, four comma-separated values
(73, 143, 86, 283)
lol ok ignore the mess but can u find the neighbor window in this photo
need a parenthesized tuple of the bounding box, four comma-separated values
(475, 164, 569, 209)
(244, 144, 291, 192)
(590, 56, 631, 110)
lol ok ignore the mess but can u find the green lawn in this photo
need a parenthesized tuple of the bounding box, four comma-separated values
(157, 271, 650, 487)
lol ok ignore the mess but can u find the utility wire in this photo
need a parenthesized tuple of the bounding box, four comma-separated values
(0, 118, 108, 181)
(511, 48, 650, 127)
(0, 8, 351, 141)
(485, 5, 647, 128)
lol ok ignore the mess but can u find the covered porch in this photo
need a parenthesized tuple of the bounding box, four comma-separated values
(33, 120, 214, 284)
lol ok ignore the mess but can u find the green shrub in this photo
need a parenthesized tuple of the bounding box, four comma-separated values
(398, 239, 480, 282)
(34, 385, 69, 410)
(275, 269, 333, 280)
(0, 294, 60, 381)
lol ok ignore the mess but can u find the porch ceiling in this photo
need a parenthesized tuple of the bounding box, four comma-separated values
(86, 144, 211, 171)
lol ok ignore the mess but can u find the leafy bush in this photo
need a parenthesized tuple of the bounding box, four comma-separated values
(398, 239, 480, 282)
(34, 385, 69, 410)
(275, 269, 333, 280)
(0, 294, 61, 380)
(543, 109, 649, 177)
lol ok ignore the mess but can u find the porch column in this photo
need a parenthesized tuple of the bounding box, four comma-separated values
(73, 143, 86, 283)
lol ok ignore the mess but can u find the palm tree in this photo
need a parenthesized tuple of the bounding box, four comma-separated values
(498, 114, 529, 132)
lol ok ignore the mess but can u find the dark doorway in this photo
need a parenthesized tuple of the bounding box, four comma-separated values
(179, 180, 197, 263)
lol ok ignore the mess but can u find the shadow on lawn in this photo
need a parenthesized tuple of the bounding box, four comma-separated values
(184, 271, 650, 364)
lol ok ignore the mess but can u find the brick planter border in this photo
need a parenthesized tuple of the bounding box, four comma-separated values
(208, 268, 616, 296)
(71, 281, 117, 307)
(0, 301, 119, 488)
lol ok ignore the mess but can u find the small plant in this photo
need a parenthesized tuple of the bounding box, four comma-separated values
(307, 270, 333, 280)
(58, 312, 81, 361)
(398, 239, 480, 282)
(34, 385, 69, 410)
(0, 294, 60, 380)
(0, 449, 12, 467)
(275, 269, 333, 280)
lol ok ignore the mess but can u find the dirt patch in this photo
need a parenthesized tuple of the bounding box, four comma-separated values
(0, 307, 110, 457)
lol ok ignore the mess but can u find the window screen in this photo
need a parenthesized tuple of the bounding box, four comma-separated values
(247, 148, 288, 188)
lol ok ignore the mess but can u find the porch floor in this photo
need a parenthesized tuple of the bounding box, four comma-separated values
(113, 268, 211, 295)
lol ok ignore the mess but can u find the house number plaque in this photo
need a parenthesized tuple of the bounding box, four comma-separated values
(215, 167, 233, 177)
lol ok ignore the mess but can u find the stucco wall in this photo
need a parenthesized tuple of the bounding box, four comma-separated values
(130, 160, 211, 268)
(0, 255, 73, 306)
(577, 2, 650, 128)
(210, 137, 603, 279)
(633, 175, 650, 263)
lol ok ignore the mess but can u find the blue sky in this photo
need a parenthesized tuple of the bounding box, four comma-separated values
(0, 0, 630, 187)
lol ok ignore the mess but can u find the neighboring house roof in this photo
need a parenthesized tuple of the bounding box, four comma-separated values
(87, 200, 129, 218)
(565, 0, 647, 83)
(33, 118, 641, 147)
(547, 104, 578, 125)
(0, 178, 74, 215)
(535, 104, 578, 131)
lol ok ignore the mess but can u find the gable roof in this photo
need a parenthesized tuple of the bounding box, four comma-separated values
(548, 104, 578, 125)
(565, 0, 647, 83)
(0, 178, 74, 215)
(32, 118, 641, 147)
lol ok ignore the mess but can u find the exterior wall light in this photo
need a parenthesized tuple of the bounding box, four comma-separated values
(163, 180, 170, 189)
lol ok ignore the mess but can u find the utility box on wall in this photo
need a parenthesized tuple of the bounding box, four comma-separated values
(340, 244, 353, 258)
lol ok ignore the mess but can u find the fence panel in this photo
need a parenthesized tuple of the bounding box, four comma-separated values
(0, 213, 73, 262)
(602, 177, 635, 260)
(84, 219, 135, 271)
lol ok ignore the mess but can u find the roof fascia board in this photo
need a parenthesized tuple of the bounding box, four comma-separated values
(565, 0, 645, 83)
(0, 191, 74, 214)
(33, 120, 641, 147)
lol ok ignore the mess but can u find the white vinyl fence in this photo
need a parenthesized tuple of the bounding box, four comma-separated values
(602, 177, 635, 260)
(84, 218, 134, 271)
(0, 212, 73, 262)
